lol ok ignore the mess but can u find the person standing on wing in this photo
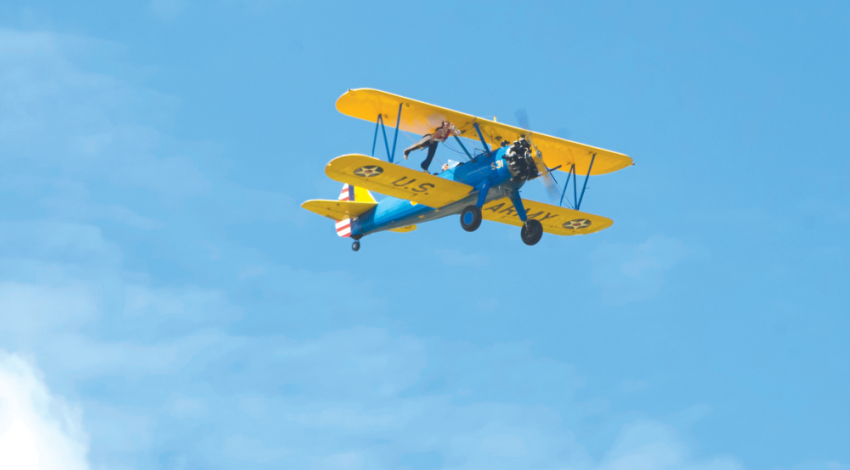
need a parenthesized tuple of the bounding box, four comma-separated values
(403, 120, 461, 173)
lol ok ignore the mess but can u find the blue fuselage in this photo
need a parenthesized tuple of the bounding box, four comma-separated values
(351, 147, 523, 238)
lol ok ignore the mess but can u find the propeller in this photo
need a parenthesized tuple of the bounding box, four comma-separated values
(514, 108, 561, 202)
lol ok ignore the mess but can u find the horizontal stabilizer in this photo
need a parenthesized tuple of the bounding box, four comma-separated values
(301, 199, 377, 221)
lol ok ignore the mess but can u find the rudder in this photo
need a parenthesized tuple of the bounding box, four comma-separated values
(335, 184, 377, 237)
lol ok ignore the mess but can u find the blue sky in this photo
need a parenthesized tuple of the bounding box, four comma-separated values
(0, 1, 848, 469)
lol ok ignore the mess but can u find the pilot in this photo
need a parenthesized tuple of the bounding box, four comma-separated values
(404, 121, 461, 173)
(440, 160, 460, 173)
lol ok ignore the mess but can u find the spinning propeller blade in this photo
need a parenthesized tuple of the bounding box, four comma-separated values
(514, 108, 531, 132)
(514, 108, 560, 202)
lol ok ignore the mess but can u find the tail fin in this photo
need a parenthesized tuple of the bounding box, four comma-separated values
(335, 184, 376, 237)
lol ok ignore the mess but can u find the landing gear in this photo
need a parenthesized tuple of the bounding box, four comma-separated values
(521, 219, 543, 246)
(460, 206, 482, 232)
(351, 240, 360, 252)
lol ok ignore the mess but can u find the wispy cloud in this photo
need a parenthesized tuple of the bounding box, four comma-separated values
(0, 29, 206, 199)
(598, 421, 743, 470)
(0, 231, 742, 470)
(590, 235, 691, 305)
(0, 215, 731, 470)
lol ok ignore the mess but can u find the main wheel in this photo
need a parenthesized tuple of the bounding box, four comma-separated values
(520, 219, 543, 246)
(351, 241, 360, 252)
(460, 206, 482, 232)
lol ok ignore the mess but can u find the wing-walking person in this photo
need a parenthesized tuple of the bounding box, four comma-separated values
(403, 121, 461, 173)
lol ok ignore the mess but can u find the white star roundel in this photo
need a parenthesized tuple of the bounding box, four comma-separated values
(354, 166, 384, 177)
(562, 218, 592, 230)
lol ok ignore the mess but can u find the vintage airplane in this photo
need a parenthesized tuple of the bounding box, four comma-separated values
(302, 89, 633, 251)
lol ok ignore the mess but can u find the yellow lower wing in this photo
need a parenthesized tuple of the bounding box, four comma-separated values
(390, 225, 417, 233)
(301, 199, 377, 221)
(325, 155, 474, 208)
(481, 198, 613, 236)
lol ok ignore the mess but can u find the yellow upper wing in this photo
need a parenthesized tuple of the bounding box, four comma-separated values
(336, 88, 632, 176)
(481, 197, 613, 236)
(325, 154, 474, 208)
(301, 199, 377, 221)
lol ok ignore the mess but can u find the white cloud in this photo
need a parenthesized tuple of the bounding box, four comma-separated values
(590, 235, 690, 304)
(0, 353, 90, 470)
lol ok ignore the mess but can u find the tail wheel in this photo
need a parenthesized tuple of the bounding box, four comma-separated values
(521, 219, 543, 246)
(351, 241, 360, 252)
(460, 206, 482, 232)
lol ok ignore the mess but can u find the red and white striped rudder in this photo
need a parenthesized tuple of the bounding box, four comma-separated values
(335, 184, 354, 237)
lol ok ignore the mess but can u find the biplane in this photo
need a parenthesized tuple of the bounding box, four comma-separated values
(302, 89, 632, 251)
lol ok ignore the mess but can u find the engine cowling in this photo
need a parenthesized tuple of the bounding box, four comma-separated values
(504, 138, 540, 182)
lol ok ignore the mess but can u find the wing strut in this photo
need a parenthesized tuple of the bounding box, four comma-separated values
(453, 135, 473, 161)
(558, 153, 596, 210)
(370, 102, 404, 163)
(472, 122, 491, 155)
(559, 164, 575, 208)
(576, 153, 596, 210)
